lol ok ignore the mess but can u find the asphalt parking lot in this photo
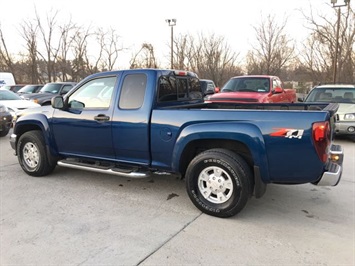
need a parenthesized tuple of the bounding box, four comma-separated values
(0, 131, 354, 265)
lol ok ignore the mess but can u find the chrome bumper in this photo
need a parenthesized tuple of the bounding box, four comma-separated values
(335, 121, 355, 135)
(316, 144, 343, 186)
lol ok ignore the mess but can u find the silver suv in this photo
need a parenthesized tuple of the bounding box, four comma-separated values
(304, 84, 355, 141)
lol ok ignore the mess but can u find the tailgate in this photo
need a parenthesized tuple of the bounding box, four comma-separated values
(323, 102, 340, 117)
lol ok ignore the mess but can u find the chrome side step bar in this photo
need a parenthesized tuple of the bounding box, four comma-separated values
(57, 160, 150, 178)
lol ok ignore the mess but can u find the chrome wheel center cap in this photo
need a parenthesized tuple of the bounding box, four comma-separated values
(208, 175, 225, 193)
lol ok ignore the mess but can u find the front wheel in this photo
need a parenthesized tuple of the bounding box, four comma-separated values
(185, 149, 252, 218)
(17, 130, 57, 176)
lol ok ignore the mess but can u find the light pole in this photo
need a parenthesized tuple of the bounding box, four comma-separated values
(165, 19, 176, 69)
(331, 0, 350, 84)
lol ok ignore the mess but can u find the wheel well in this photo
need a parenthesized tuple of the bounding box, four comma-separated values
(179, 139, 254, 176)
(15, 124, 42, 143)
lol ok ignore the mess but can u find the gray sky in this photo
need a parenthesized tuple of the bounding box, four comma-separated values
(0, 0, 348, 68)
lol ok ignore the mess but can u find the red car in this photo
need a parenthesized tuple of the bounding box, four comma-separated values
(206, 75, 296, 103)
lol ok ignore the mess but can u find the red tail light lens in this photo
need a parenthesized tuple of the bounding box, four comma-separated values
(312, 121, 330, 163)
(174, 70, 187, 76)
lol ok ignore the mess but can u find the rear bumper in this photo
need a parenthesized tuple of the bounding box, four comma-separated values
(316, 144, 343, 186)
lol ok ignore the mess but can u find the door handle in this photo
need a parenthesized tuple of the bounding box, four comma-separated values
(94, 114, 110, 121)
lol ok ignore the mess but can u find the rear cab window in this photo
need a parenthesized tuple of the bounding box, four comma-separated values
(157, 72, 202, 105)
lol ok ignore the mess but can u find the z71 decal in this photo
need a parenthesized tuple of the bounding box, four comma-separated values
(270, 128, 304, 139)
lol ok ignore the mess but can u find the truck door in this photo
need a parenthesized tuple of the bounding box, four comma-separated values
(51, 76, 117, 159)
(111, 72, 151, 166)
(270, 77, 287, 102)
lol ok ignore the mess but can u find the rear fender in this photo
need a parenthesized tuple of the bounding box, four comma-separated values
(172, 122, 270, 182)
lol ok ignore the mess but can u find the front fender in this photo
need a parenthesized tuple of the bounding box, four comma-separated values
(13, 114, 58, 157)
(171, 122, 270, 182)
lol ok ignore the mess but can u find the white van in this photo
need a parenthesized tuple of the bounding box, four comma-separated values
(0, 72, 16, 88)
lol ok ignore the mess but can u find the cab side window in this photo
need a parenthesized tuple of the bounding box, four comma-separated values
(119, 74, 147, 109)
(272, 79, 278, 90)
(273, 78, 283, 89)
(68, 76, 116, 109)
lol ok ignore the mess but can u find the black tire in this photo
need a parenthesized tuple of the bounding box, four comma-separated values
(17, 130, 57, 176)
(185, 148, 252, 218)
(0, 128, 10, 137)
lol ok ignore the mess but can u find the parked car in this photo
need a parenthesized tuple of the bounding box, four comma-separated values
(0, 89, 41, 123)
(206, 75, 296, 103)
(200, 79, 219, 97)
(3, 84, 26, 93)
(17, 84, 44, 95)
(0, 103, 12, 137)
(22, 82, 77, 105)
(302, 84, 355, 141)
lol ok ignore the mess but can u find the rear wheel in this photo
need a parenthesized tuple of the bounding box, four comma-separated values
(17, 130, 57, 176)
(185, 148, 252, 218)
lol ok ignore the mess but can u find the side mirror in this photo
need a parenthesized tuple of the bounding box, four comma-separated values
(51, 96, 64, 109)
(298, 97, 304, 102)
(273, 87, 283, 94)
(204, 90, 214, 96)
(215, 87, 220, 93)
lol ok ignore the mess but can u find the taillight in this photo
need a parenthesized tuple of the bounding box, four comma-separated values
(312, 121, 330, 163)
(174, 70, 187, 76)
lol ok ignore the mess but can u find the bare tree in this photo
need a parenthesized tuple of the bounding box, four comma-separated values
(173, 33, 241, 86)
(19, 20, 40, 83)
(129, 43, 158, 69)
(246, 14, 295, 76)
(71, 25, 94, 81)
(196, 33, 241, 86)
(57, 17, 77, 81)
(96, 27, 124, 71)
(172, 34, 194, 70)
(0, 23, 15, 73)
(18, 12, 76, 83)
(301, 6, 355, 83)
(1, 9, 130, 83)
(35, 9, 61, 82)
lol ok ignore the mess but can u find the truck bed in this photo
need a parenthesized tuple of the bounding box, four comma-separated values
(160, 102, 338, 116)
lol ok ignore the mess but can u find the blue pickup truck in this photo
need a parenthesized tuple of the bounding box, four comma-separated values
(10, 69, 344, 218)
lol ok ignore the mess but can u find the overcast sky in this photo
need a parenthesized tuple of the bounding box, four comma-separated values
(0, 0, 351, 68)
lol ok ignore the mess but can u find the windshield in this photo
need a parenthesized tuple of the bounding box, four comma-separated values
(305, 88, 355, 103)
(0, 89, 22, 100)
(18, 85, 41, 93)
(39, 83, 62, 94)
(221, 77, 270, 93)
